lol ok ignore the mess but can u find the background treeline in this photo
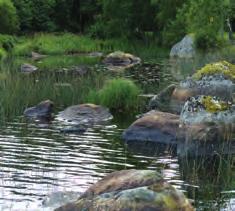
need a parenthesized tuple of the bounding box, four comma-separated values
(1, 0, 235, 48)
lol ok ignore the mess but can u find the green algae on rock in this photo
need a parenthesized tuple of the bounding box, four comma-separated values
(192, 61, 235, 81)
(55, 169, 194, 211)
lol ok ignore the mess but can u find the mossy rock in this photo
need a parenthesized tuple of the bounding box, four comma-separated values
(181, 95, 235, 124)
(201, 96, 231, 113)
(193, 61, 235, 81)
(55, 169, 194, 211)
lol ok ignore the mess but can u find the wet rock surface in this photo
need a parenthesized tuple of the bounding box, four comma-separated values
(123, 111, 181, 144)
(55, 169, 194, 211)
(42, 191, 80, 209)
(103, 51, 141, 70)
(24, 100, 54, 120)
(57, 103, 113, 125)
(21, 63, 38, 73)
(124, 96, 234, 146)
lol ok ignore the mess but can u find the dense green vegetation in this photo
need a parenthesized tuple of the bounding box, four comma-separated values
(0, 0, 235, 50)
(87, 78, 141, 112)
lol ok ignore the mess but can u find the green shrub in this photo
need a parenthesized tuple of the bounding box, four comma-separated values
(87, 78, 141, 112)
(0, 0, 19, 34)
(195, 30, 224, 50)
(0, 48, 6, 60)
(0, 35, 16, 51)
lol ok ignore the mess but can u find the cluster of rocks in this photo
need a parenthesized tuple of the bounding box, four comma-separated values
(26, 54, 235, 211)
(123, 61, 235, 154)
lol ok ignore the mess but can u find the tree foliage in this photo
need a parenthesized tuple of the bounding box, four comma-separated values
(2, 0, 235, 48)
(0, 0, 19, 34)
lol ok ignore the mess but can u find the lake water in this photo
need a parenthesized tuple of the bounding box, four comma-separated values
(0, 54, 234, 211)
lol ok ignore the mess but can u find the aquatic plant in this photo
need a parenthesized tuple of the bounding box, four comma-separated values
(193, 61, 235, 81)
(87, 78, 141, 112)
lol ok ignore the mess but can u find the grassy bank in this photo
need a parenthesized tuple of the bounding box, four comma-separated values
(0, 33, 169, 60)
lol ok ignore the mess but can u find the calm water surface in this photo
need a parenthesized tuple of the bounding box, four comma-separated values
(0, 54, 234, 211)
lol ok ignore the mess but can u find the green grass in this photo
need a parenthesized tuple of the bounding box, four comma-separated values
(13, 33, 103, 56)
(87, 78, 141, 112)
(0, 58, 108, 118)
(13, 55, 100, 71)
(11, 33, 169, 60)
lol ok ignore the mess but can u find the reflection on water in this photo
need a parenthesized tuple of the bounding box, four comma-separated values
(0, 117, 234, 210)
(0, 53, 235, 210)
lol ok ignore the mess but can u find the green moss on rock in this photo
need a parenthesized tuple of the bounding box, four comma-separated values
(193, 61, 235, 81)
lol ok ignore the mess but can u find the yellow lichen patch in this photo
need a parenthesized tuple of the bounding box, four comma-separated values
(201, 96, 230, 113)
(192, 61, 235, 81)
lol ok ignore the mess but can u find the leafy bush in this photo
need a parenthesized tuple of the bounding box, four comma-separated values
(0, 48, 6, 60)
(87, 78, 141, 112)
(195, 30, 224, 50)
(0, 0, 19, 34)
(0, 35, 16, 51)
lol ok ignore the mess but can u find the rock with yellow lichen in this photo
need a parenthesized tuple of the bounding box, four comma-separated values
(180, 95, 235, 124)
(149, 61, 235, 114)
(55, 169, 194, 211)
(192, 61, 235, 81)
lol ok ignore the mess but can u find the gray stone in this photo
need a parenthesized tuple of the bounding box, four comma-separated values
(57, 103, 113, 125)
(180, 95, 235, 124)
(103, 51, 141, 71)
(21, 63, 38, 73)
(24, 100, 54, 119)
(170, 35, 196, 58)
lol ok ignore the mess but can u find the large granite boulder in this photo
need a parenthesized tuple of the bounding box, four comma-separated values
(170, 35, 196, 58)
(57, 103, 113, 125)
(55, 169, 194, 211)
(103, 51, 141, 71)
(24, 100, 54, 120)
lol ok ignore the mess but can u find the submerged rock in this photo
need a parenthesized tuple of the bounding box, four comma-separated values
(21, 63, 38, 73)
(43, 191, 80, 209)
(170, 35, 196, 58)
(103, 51, 141, 70)
(57, 103, 113, 125)
(59, 125, 87, 134)
(24, 100, 54, 120)
(71, 65, 90, 76)
(55, 169, 194, 211)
